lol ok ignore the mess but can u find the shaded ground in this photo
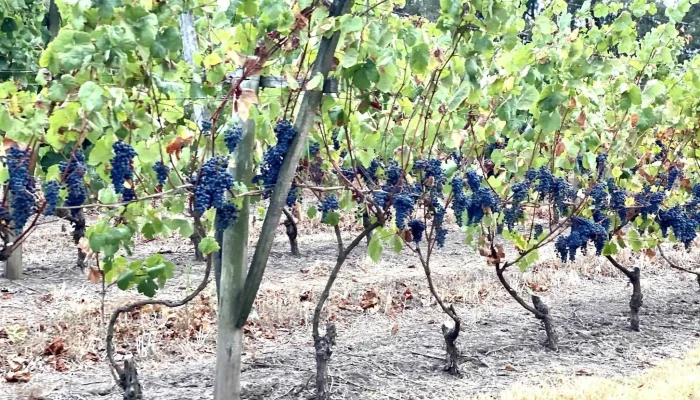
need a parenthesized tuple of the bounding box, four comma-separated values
(1, 215, 699, 400)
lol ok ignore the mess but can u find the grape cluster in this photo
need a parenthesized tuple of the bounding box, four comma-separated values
(60, 150, 88, 217)
(309, 142, 320, 157)
(609, 183, 627, 222)
(43, 180, 60, 216)
(6, 147, 36, 233)
(122, 187, 136, 202)
(331, 129, 340, 151)
(407, 219, 425, 243)
(286, 188, 299, 207)
(393, 193, 415, 230)
(593, 209, 610, 230)
(591, 183, 608, 211)
(595, 153, 607, 180)
(635, 185, 665, 220)
(451, 151, 463, 165)
(525, 168, 537, 183)
(413, 158, 446, 192)
(451, 176, 468, 226)
(192, 156, 234, 216)
(215, 202, 239, 233)
(534, 167, 553, 199)
(504, 182, 527, 230)
(361, 158, 382, 185)
(110, 141, 138, 195)
(385, 161, 403, 189)
(576, 155, 588, 174)
(666, 166, 681, 191)
(373, 191, 390, 209)
(153, 161, 169, 187)
(657, 206, 697, 248)
(655, 139, 667, 161)
(534, 223, 543, 238)
(225, 126, 243, 154)
(555, 217, 607, 262)
(466, 170, 481, 192)
(319, 194, 339, 219)
(451, 171, 501, 226)
(253, 120, 298, 194)
(201, 120, 212, 136)
(432, 197, 448, 247)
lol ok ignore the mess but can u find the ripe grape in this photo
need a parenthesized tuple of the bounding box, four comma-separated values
(525, 168, 537, 183)
(591, 183, 608, 211)
(43, 180, 60, 216)
(193, 156, 234, 215)
(609, 184, 627, 222)
(535, 167, 553, 199)
(225, 126, 243, 154)
(413, 158, 445, 192)
(534, 224, 543, 238)
(408, 219, 425, 243)
(215, 202, 239, 233)
(122, 187, 136, 202)
(385, 161, 403, 189)
(657, 206, 697, 248)
(558, 217, 607, 262)
(596, 153, 607, 179)
(666, 166, 681, 191)
(393, 193, 415, 230)
(201, 120, 212, 135)
(286, 188, 299, 207)
(319, 194, 339, 219)
(153, 161, 169, 187)
(60, 150, 88, 217)
(466, 169, 481, 192)
(253, 120, 298, 194)
(331, 129, 340, 151)
(655, 139, 667, 161)
(432, 198, 447, 247)
(635, 185, 664, 220)
(6, 147, 36, 232)
(555, 236, 568, 262)
(110, 141, 138, 194)
(309, 142, 321, 157)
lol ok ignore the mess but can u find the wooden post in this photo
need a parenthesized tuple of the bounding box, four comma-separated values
(4, 233, 22, 280)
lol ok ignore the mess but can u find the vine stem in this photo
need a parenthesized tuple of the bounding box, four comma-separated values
(106, 255, 212, 385)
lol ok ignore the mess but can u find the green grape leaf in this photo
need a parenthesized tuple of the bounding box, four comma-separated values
(602, 241, 618, 255)
(137, 279, 158, 297)
(116, 270, 135, 291)
(198, 237, 220, 255)
(323, 211, 340, 226)
(78, 81, 104, 112)
(307, 205, 318, 219)
(368, 235, 383, 262)
(409, 43, 430, 74)
(391, 234, 403, 253)
(168, 219, 194, 239)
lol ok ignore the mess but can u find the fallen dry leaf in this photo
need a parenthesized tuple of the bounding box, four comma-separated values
(4, 370, 30, 383)
(576, 368, 594, 376)
(44, 337, 65, 356)
(299, 290, 312, 302)
(87, 267, 102, 284)
(391, 323, 399, 335)
(166, 136, 194, 159)
(360, 289, 379, 310)
(505, 364, 518, 372)
(576, 110, 586, 130)
(630, 114, 639, 128)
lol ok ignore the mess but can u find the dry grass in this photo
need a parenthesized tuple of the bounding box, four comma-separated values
(472, 344, 700, 400)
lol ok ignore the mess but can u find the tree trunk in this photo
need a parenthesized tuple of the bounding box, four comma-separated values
(74, 212, 86, 269)
(314, 324, 336, 400)
(190, 233, 205, 261)
(120, 359, 143, 400)
(283, 208, 300, 256)
(532, 295, 558, 350)
(629, 267, 643, 331)
(442, 319, 461, 376)
(214, 72, 259, 400)
(3, 232, 22, 280)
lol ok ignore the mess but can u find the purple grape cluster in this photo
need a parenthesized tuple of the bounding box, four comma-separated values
(555, 217, 607, 262)
(253, 120, 298, 194)
(60, 150, 87, 217)
(192, 156, 234, 216)
(595, 153, 607, 179)
(110, 141, 138, 195)
(534, 223, 543, 238)
(201, 120, 212, 136)
(309, 142, 320, 157)
(286, 188, 299, 207)
(635, 185, 665, 220)
(408, 219, 425, 243)
(6, 147, 36, 233)
(215, 202, 239, 232)
(432, 197, 448, 247)
(665, 166, 681, 191)
(122, 187, 136, 202)
(153, 161, 169, 187)
(657, 206, 697, 248)
(413, 158, 446, 192)
(225, 126, 243, 154)
(385, 161, 403, 189)
(534, 167, 553, 199)
(451, 171, 501, 226)
(331, 129, 340, 151)
(504, 182, 527, 230)
(591, 183, 608, 211)
(593, 209, 610, 230)
(393, 193, 415, 230)
(43, 180, 60, 216)
(451, 176, 468, 226)
(360, 158, 382, 185)
(655, 139, 667, 161)
(609, 184, 627, 222)
(319, 194, 339, 219)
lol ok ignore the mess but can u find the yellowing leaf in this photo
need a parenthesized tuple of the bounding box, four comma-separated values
(306, 72, 324, 91)
(203, 53, 223, 68)
(236, 89, 258, 121)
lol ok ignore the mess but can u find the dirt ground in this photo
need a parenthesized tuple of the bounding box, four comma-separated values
(1, 213, 699, 400)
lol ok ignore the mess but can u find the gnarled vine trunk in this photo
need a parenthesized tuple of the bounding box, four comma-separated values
(629, 267, 643, 332)
(314, 324, 336, 400)
(442, 317, 461, 375)
(283, 208, 300, 256)
(532, 295, 558, 350)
